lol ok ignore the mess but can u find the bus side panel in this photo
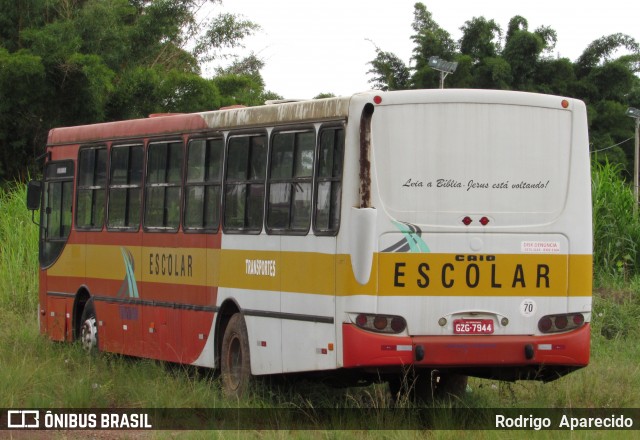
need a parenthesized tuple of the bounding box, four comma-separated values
(46, 296, 71, 342)
(280, 237, 337, 373)
(97, 300, 124, 353)
(181, 309, 214, 363)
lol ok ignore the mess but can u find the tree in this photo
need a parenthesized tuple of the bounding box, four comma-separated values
(367, 42, 411, 91)
(410, 3, 457, 89)
(365, 3, 640, 175)
(459, 17, 502, 62)
(0, 0, 265, 181)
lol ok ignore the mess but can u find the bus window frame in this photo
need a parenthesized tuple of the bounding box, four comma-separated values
(183, 134, 224, 234)
(265, 125, 316, 236)
(143, 139, 185, 233)
(76, 144, 108, 232)
(40, 159, 75, 268)
(222, 130, 268, 235)
(106, 141, 144, 232)
(313, 123, 346, 237)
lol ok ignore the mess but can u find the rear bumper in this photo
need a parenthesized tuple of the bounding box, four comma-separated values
(342, 323, 590, 377)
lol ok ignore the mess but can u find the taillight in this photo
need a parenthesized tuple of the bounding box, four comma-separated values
(538, 316, 553, 333)
(538, 313, 585, 333)
(353, 313, 407, 334)
(373, 316, 387, 330)
(555, 315, 568, 330)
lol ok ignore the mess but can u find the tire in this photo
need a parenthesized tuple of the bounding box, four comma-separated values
(417, 369, 468, 401)
(79, 298, 98, 352)
(220, 313, 252, 399)
(435, 371, 468, 400)
(389, 368, 468, 404)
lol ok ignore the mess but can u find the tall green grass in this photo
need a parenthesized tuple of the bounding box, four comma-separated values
(0, 182, 39, 314)
(591, 161, 640, 280)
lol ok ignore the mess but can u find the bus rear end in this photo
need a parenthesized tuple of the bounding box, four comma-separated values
(341, 90, 592, 392)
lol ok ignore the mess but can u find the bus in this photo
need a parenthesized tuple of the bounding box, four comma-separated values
(27, 89, 592, 399)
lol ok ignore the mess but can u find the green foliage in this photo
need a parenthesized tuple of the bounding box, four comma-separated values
(459, 17, 502, 62)
(591, 161, 640, 280)
(0, 0, 269, 182)
(367, 3, 640, 172)
(0, 183, 38, 314)
(367, 45, 412, 91)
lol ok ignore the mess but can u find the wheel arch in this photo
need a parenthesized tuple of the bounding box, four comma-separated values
(214, 298, 242, 369)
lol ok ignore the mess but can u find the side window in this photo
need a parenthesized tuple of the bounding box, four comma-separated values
(184, 138, 223, 231)
(267, 130, 314, 234)
(76, 146, 107, 229)
(108, 144, 143, 230)
(224, 134, 266, 233)
(314, 126, 345, 235)
(41, 161, 74, 267)
(145, 141, 183, 230)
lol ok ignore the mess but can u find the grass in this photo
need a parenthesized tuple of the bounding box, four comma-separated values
(0, 181, 39, 314)
(1, 166, 640, 438)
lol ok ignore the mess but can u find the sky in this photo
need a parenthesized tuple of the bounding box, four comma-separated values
(209, 0, 640, 99)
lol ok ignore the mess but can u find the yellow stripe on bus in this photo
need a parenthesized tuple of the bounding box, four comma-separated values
(47, 244, 591, 297)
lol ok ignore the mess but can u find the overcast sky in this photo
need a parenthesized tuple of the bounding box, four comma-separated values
(210, 0, 640, 99)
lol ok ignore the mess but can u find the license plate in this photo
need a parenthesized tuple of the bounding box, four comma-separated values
(453, 319, 494, 335)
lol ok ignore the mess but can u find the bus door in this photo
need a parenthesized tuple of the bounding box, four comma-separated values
(278, 126, 343, 373)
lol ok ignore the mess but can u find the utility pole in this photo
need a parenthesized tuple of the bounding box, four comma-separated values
(626, 107, 640, 206)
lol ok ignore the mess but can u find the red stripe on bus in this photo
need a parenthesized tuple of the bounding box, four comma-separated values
(67, 230, 221, 249)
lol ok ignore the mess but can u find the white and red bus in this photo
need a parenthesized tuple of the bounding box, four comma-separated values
(27, 89, 592, 399)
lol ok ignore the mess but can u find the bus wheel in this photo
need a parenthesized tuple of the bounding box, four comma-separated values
(221, 313, 252, 399)
(79, 299, 98, 352)
(390, 369, 468, 403)
(420, 369, 468, 400)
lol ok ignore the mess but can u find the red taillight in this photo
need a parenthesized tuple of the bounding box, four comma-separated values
(538, 313, 586, 333)
(390, 317, 406, 333)
(373, 95, 382, 104)
(462, 216, 472, 226)
(555, 315, 568, 330)
(373, 316, 388, 330)
(353, 313, 406, 334)
(538, 317, 553, 333)
(480, 216, 490, 226)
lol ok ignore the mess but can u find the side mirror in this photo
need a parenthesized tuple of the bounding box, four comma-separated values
(26, 180, 42, 211)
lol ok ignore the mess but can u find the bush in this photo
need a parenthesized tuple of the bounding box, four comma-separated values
(591, 160, 640, 280)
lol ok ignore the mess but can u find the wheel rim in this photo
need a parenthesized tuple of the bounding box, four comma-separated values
(81, 317, 97, 351)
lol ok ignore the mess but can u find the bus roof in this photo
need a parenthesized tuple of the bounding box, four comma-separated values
(46, 95, 354, 146)
(45, 89, 578, 147)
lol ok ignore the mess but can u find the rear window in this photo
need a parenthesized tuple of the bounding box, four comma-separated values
(373, 103, 571, 225)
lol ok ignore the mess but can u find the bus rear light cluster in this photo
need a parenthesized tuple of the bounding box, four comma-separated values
(538, 313, 585, 333)
(354, 313, 407, 334)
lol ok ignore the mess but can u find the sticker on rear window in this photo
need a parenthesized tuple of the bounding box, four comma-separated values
(521, 241, 560, 253)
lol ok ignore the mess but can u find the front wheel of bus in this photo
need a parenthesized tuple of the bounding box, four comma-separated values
(221, 313, 252, 399)
(80, 298, 98, 353)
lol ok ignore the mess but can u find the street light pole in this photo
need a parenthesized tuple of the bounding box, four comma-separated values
(428, 56, 458, 89)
